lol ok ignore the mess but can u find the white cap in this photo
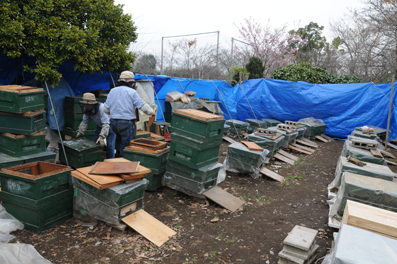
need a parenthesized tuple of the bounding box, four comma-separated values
(119, 71, 135, 82)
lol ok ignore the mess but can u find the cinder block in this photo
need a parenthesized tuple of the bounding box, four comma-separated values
(283, 225, 318, 251)
(281, 244, 319, 261)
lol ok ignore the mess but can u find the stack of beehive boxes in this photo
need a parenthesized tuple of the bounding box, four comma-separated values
(0, 85, 55, 169)
(124, 138, 169, 191)
(164, 109, 224, 197)
(0, 161, 73, 232)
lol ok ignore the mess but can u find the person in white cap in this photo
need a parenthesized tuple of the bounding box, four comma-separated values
(76, 92, 116, 159)
(104, 71, 154, 157)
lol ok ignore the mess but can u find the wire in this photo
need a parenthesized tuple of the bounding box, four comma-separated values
(38, 60, 69, 166)
(238, 82, 258, 120)
(210, 80, 242, 141)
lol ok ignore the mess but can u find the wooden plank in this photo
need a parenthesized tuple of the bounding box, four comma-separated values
(277, 149, 299, 161)
(274, 153, 295, 165)
(380, 150, 396, 159)
(222, 136, 236, 144)
(89, 161, 140, 174)
(385, 159, 397, 166)
(146, 106, 157, 132)
(301, 138, 319, 147)
(203, 186, 245, 212)
(260, 167, 285, 183)
(71, 170, 120, 190)
(321, 134, 334, 141)
(291, 143, 315, 153)
(386, 142, 397, 150)
(122, 209, 176, 247)
(315, 135, 329, 142)
(104, 158, 152, 176)
(296, 139, 318, 148)
(77, 166, 124, 186)
(130, 138, 167, 150)
(370, 149, 383, 158)
(125, 145, 169, 155)
(289, 145, 312, 155)
(342, 200, 397, 240)
(174, 109, 224, 121)
(241, 141, 263, 151)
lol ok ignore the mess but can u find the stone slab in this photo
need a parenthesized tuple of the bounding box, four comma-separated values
(283, 225, 318, 251)
(281, 244, 319, 261)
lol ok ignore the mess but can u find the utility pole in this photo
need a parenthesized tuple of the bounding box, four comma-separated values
(385, 74, 395, 151)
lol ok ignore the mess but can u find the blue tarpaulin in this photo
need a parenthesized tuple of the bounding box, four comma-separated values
(216, 79, 397, 139)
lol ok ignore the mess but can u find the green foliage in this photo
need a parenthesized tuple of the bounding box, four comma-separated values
(230, 67, 249, 85)
(289, 22, 328, 53)
(272, 61, 360, 84)
(0, 0, 137, 87)
(245, 56, 264, 79)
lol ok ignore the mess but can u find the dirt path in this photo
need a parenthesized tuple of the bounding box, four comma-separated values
(8, 140, 397, 263)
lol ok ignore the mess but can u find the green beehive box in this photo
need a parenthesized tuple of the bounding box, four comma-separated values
(226, 120, 249, 135)
(123, 146, 169, 174)
(354, 126, 388, 141)
(150, 121, 170, 133)
(300, 123, 326, 137)
(135, 131, 151, 139)
(168, 133, 221, 169)
(97, 94, 107, 103)
(246, 119, 267, 133)
(0, 86, 45, 113)
(164, 112, 172, 123)
(247, 134, 285, 157)
(171, 109, 224, 142)
(223, 124, 230, 134)
(64, 113, 97, 130)
(171, 132, 222, 150)
(22, 150, 57, 164)
(62, 127, 96, 141)
(64, 96, 83, 113)
(72, 178, 147, 225)
(333, 156, 396, 188)
(166, 159, 221, 182)
(163, 171, 217, 197)
(1, 190, 73, 232)
(267, 126, 298, 146)
(226, 142, 266, 173)
(145, 172, 165, 191)
(262, 118, 281, 127)
(0, 153, 24, 170)
(44, 93, 48, 110)
(0, 162, 72, 200)
(0, 132, 46, 157)
(0, 110, 46, 135)
(58, 138, 103, 168)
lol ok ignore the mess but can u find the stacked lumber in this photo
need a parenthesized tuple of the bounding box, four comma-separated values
(342, 200, 397, 240)
(71, 158, 151, 189)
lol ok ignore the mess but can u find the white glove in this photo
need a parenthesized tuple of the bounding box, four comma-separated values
(140, 103, 154, 115)
(96, 136, 105, 147)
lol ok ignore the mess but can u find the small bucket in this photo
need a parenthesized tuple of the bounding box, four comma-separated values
(164, 132, 171, 141)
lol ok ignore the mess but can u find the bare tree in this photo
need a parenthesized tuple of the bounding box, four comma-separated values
(161, 38, 226, 80)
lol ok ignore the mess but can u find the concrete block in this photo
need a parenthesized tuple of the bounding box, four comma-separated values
(283, 225, 318, 251)
(278, 253, 317, 264)
(281, 244, 319, 261)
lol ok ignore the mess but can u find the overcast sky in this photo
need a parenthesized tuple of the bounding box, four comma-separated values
(114, 0, 365, 56)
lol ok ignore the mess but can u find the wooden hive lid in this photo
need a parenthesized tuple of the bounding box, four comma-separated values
(174, 109, 224, 121)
